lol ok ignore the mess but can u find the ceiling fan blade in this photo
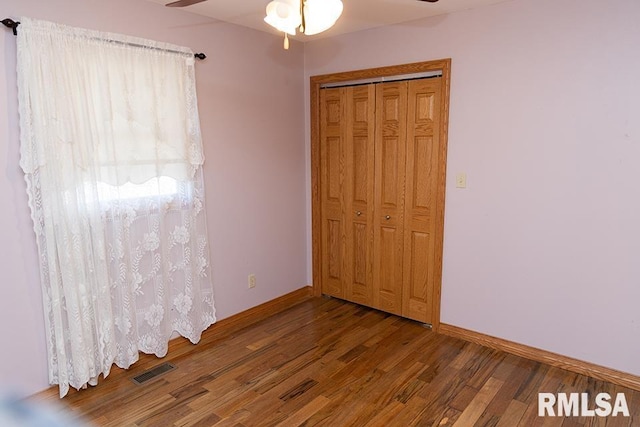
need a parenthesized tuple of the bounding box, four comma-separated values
(417, 0, 440, 2)
(166, 0, 207, 7)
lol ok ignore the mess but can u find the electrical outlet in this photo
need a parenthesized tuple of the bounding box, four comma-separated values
(248, 274, 256, 289)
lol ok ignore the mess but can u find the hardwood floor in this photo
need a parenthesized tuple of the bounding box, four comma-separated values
(33, 298, 639, 426)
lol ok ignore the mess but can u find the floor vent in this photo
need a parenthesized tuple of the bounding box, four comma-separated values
(131, 362, 176, 385)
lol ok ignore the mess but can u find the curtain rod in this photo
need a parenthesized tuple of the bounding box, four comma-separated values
(2, 18, 206, 60)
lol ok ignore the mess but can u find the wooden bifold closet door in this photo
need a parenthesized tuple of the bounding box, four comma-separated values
(319, 76, 444, 325)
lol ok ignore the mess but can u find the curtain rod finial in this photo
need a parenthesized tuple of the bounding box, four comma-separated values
(2, 18, 20, 35)
(194, 53, 206, 60)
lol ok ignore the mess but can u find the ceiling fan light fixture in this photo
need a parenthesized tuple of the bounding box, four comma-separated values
(303, 0, 343, 36)
(264, 0, 301, 35)
(265, 0, 344, 47)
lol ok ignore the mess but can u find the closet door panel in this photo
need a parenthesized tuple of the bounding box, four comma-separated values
(402, 78, 442, 323)
(344, 85, 376, 305)
(320, 88, 346, 298)
(373, 82, 407, 315)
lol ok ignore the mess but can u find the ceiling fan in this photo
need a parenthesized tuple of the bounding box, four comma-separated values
(165, 0, 439, 49)
(166, 0, 439, 7)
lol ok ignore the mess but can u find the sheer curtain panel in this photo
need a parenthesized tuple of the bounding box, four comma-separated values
(16, 17, 216, 397)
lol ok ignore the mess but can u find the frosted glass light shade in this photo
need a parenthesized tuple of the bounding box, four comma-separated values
(303, 0, 343, 35)
(264, 0, 301, 36)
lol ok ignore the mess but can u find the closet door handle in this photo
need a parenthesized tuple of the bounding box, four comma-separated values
(356, 211, 362, 216)
(385, 215, 391, 220)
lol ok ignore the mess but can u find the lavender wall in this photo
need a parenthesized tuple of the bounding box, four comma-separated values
(3, 0, 639, 398)
(305, 0, 640, 376)
(0, 0, 307, 396)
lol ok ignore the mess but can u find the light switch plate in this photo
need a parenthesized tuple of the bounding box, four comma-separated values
(456, 173, 467, 189)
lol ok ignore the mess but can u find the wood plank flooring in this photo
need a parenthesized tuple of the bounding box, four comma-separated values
(33, 297, 640, 426)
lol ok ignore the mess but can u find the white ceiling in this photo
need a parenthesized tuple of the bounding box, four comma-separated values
(146, 0, 513, 41)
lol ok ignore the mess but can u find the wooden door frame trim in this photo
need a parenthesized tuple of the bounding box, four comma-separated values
(310, 59, 452, 331)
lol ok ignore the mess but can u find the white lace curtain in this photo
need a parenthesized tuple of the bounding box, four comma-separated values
(16, 17, 216, 397)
